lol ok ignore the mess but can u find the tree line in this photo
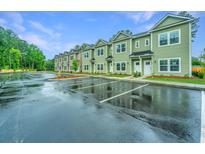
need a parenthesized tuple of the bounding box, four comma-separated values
(0, 26, 47, 71)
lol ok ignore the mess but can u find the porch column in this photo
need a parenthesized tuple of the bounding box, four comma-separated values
(139, 56, 142, 75)
(129, 58, 132, 75)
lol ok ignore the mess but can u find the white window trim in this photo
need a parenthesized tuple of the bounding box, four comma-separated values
(84, 51, 89, 59)
(158, 57, 181, 73)
(96, 48, 104, 57)
(145, 39, 150, 46)
(115, 42, 127, 54)
(158, 29, 181, 47)
(96, 63, 104, 71)
(135, 40, 140, 48)
(115, 61, 127, 72)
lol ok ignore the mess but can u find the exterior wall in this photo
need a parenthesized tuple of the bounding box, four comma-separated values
(152, 23, 190, 76)
(94, 46, 107, 73)
(112, 38, 131, 74)
(132, 35, 151, 52)
(155, 17, 184, 29)
(82, 49, 93, 73)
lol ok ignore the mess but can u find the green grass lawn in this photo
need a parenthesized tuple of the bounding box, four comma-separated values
(145, 77, 205, 85)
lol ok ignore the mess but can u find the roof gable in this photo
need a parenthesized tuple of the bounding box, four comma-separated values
(110, 31, 132, 42)
(95, 39, 107, 47)
(151, 14, 191, 30)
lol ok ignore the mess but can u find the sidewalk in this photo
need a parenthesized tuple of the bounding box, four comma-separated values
(93, 75, 205, 90)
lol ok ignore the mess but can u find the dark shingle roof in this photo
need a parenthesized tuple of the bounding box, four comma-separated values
(129, 50, 153, 57)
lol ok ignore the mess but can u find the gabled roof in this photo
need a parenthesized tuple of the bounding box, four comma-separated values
(110, 30, 133, 42)
(95, 39, 108, 47)
(150, 14, 192, 30)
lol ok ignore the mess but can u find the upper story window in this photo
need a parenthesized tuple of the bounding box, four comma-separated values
(97, 48, 104, 56)
(84, 52, 89, 58)
(135, 41, 140, 48)
(116, 43, 126, 53)
(159, 33, 168, 46)
(159, 29, 180, 47)
(170, 31, 179, 44)
(145, 39, 149, 46)
(70, 56, 73, 60)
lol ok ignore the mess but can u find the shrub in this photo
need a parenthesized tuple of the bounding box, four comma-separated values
(198, 72, 205, 79)
(133, 71, 141, 78)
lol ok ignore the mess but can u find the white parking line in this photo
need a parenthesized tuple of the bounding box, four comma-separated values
(100, 84, 149, 103)
(77, 80, 119, 90)
(68, 78, 101, 87)
(201, 90, 205, 143)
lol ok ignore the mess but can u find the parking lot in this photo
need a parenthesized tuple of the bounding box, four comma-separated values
(0, 73, 202, 142)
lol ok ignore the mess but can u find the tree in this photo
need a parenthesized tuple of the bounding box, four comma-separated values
(9, 48, 21, 70)
(72, 59, 78, 72)
(45, 59, 54, 71)
(177, 11, 200, 42)
(0, 26, 46, 71)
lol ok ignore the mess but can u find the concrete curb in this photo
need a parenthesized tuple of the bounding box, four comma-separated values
(201, 91, 205, 143)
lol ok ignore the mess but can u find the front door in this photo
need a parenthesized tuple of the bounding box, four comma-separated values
(134, 61, 141, 73)
(109, 63, 113, 73)
(144, 60, 151, 75)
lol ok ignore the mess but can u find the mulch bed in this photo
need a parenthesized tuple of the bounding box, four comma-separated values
(146, 75, 195, 79)
(51, 75, 83, 80)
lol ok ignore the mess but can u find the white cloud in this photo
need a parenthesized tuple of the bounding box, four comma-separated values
(29, 20, 61, 38)
(19, 33, 49, 50)
(123, 11, 157, 24)
(0, 18, 7, 27)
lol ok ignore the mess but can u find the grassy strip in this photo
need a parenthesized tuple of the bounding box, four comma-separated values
(145, 77, 205, 85)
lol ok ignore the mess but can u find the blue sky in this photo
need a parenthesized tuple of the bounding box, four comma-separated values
(0, 11, 204, 59)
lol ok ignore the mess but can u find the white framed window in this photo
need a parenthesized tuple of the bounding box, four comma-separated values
(96, 64, 103, 70)
(115, 42, 127, 53)
(135, 41, 140, 48)
(97, 48, 104, 56)
(84, 52, 89, 58)
(145, 39, 150, 46)
(115, 61, 127, 72)
(158, 29, 181, 47)
(84, 65, 89, 70)
(158, 58, 181, 73)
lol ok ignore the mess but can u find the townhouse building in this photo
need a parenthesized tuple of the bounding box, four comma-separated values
(54, 14, 193, 77)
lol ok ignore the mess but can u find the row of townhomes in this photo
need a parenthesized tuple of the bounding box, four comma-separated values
(54, 14, 193, 77)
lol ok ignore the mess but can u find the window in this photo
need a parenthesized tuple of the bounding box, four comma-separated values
(135, 41, 140, 48)
(159, 33, 168, 46)
(116, 62, 126, 71)
(97, 64, 103, 70)
(121, 62, 126, 71)
(170, 31, 179, 44)
(159, 29, 180, 47)
(70, 56, 73, 60)
(116, 43, 126, 53)
(159, 58, 180, 72)
(121, 43, 126, 52)
(97, 48, 104, 56)
(116, 63, 121, 71)
(170, 59, 179, 71)
(116, 44, 121, 53)
(159, 60, 168, 72)
(145, 39, 149, 46)
(84, 65, 89, 70)
(84, 52, 89, 58)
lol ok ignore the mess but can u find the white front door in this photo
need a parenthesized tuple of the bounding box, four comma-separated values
(134, 61, 141, 73)
(144, 60, 152, 75)
(109, 63, 113, 73)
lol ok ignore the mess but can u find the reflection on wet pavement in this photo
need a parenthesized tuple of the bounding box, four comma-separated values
(0, 72, 202, 143)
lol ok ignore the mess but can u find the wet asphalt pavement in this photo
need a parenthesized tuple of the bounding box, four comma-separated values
(0, 73, 202, 143)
